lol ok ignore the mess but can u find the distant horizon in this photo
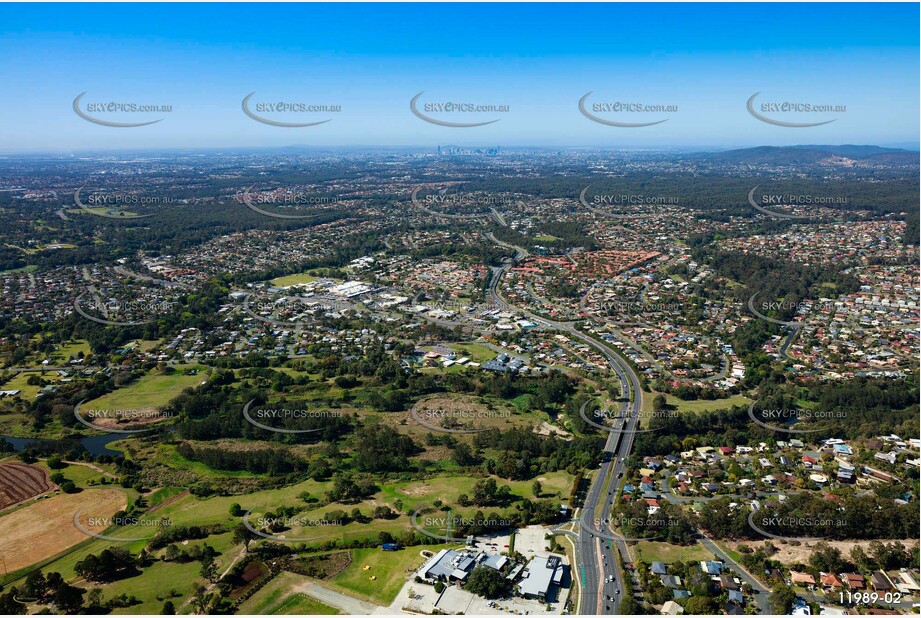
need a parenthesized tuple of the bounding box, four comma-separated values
(1, 142, 918, 157)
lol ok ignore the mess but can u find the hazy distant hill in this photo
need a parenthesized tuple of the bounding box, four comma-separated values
(695, 145, 918, 165)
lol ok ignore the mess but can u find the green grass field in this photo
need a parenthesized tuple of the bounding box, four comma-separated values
(634, 540, 712, 564)
(47, 531, 239, 615)
(50, 340, 92, 363)
(663, 394, 752, 414)
(329, 545, 453, 605)
(237, 572, 340, 615)
(81, 366, 209, 414)
(0, 372, 48, 399)
(271, 273, 322, 287)
(38, 461, 112, 488)
(143, 470, 573, 550)
(0, 264, 38, 275)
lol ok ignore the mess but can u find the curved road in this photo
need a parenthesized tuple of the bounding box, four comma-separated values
(483, 234, 642, 615)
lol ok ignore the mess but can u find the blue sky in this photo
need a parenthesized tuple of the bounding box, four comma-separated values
(0, 3, 918, 151)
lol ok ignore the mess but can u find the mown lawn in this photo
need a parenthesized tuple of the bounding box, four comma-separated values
(663, 394, 752, 414)
(329, 545, 455, 605)
(81, 366, 209, 413)
(634, 540, 712, 564)
(270, 273, 322, 287)
(237, 572, 340, 615)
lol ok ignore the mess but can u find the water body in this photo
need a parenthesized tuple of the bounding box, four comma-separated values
(0, 433, 123, 457)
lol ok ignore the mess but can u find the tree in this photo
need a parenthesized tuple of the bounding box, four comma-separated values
(0, 592, 26, 615)
(472, 478, 501, 506)
(618, 593, 637, 614)
(191, 584, 212, 614)
(199, 555, 218, 583)
(164, 544, 182, 562)
(86, 588, 103, 610)
(531, 480, 543, 497)
(22, 570, 46, 601)
(809, 542, 845, 573)
(229, 503, 243, 517)
(232, 522, 257, 553)
(770, 584, 797, 614)
(453, 442, 476, 466)
(850, 545, 871, 570)
(464, 566, 512, 599)
(53, 583, 86, 614)
(684, 595, 716, 614)
(161, 600, 176, 614)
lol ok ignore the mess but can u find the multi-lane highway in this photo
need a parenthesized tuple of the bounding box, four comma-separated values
(483, 236, 644, 615)
(483, 234, 776, 615)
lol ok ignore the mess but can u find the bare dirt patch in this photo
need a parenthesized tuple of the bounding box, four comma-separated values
(407, 394, 522, 435)
(728, 538, 920, 565)
(0, 488, 126, 573)
(0, 462, 53, 510)
(82, 406, 171, 430)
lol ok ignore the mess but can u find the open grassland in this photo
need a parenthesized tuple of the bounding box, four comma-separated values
(49, 339, 92, 363)
(0, 371, 71, 401)
(91, 531, 241, 614)
(0, 488, 127, 575)
(81, 366, 209, 415)
(271, 273, 321, 287)
(662, 393, 752, 413)
(329, 545, 456, 605)
(633, 540, 712, 564)
(37, 460, 115, 488)
(639, 390, 751, 416)
(237, 572, 340, 615)
(139, 470, 573, 548)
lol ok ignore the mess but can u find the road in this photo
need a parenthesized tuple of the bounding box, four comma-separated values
(699, 537, 771, 614)
(482, 234, 783, 615)
(483, 234, 641, 615)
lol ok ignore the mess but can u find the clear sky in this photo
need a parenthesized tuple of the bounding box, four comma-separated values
(0, 3, 918, 152)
